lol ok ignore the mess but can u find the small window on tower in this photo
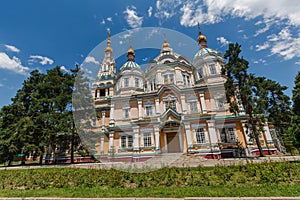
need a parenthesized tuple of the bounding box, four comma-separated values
(100, 89, 105, 97)
(209, 64, 217, 75)
(135, 78, 139, 88)
(124, 78, 129, 87)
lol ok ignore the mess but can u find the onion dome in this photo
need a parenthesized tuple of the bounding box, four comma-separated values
(126, 36, 135, 61)
(197, 23, 208, 48)
(119, 37, 141, 72)
(161, 33, 173, 53)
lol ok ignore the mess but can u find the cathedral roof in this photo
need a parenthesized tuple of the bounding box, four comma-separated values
(194, 47, 221, 57)
(118, 36, 142, 74)
(193, 24, 224, 62)
(119, 61, 141, 71)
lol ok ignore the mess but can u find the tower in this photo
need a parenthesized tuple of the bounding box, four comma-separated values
(93, 30, 116, 100)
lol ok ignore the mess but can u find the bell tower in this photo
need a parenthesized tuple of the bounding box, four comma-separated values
(93, 30, 116, 100)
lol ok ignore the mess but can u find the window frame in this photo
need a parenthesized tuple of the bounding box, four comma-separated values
(195, 128, 206, 144)
(143, 132, 152, 147)
(124, 77, 129, 87)
(209, 63, 217, 75)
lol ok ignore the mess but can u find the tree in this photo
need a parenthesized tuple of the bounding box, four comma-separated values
(222, 43, 264, 157)
(0, 66, 81, 165)
(71, 65, 97, 158)
(286, 72, 300, 151)
(222, 43, 293, 156)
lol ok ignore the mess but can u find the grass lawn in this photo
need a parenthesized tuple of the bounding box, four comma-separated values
(1, 185, 300, 198)
(1, 161, 300, 197)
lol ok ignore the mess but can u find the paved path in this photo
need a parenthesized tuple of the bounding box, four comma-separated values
(1, 155, 300, 171)
(1, 197, 300, 200)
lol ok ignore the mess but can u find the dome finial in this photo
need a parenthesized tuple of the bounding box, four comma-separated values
(127, 35, 135, 61)
(162, 33, 171, 49)
(197, 22, 207, 48)
(105, 28, 113, 52)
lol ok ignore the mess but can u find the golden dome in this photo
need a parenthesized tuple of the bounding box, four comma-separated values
(197, 32, 207, 44)
(105, 46, 113, 52)
(162, 41, 170, 48)
(127, 47, 135, 54)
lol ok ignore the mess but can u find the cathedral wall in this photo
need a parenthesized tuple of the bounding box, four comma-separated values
(235, 121, 247, 147)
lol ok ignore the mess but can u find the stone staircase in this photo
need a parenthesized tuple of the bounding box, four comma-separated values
(100, 153, 211, 172)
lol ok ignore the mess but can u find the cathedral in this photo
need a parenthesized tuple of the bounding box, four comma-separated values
(91, 29, 278, 162)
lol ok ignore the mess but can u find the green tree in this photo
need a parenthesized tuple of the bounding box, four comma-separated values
(286, 72, 300, 151)
(223, 43, 264, 157)
(71, 65, 97, 158)
(0, 66, 80, 165)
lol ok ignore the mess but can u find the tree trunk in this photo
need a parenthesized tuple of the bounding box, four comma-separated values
(254, 133, 265, 157)
(70, 128, 74, 164)
(39, 154, 43, 165)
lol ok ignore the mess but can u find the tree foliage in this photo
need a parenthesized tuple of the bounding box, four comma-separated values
(0, 66, 82, 165)
(222, 43, 291, 156)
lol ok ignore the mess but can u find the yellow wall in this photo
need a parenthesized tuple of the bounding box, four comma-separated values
(235, 121, 247, 147)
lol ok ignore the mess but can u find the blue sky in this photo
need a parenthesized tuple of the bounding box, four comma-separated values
(0, 0, 299, 108)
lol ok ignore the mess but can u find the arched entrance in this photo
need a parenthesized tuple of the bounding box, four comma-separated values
(160, 121, 182, 153)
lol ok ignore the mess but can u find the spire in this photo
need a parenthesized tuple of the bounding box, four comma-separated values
(197, 22, 207, 48)
(162, 33, 170, 48)
(105, 29, 113, 53)
(161, 33, 172, 53)
(127, 35, 135, 61)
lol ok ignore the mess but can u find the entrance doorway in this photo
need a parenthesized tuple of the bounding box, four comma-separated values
(166, 132, 181, 153)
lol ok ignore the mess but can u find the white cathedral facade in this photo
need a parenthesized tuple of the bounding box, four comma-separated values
(91, 29, 277, 162)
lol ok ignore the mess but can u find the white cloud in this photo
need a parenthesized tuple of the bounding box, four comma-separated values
(5, 44, 20, 53)
(0, 52, 29, 75)
(253, 58, 266, 64)
(295, 61, 300, 65)
(177, 0, 300, 27)
(101, 19, 105, 24)
(0, 83, 3, 87)
(216, 36, 229, 47)
(84, 56, 99, 65)
(177, 1, 300, 60)
(123, 6, 143, 28)
(154, 0, 182, 23)
(60, 66, 69, 73)
(107, 17, 112, 22)
(269, 35, 300, 60)
(262, 27, 300, 60)
(148, 6, 153, 17)
(256, 42, 270, 51)
(29, 55, 54, 65)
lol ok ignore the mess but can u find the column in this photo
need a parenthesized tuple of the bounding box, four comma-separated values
(138, 99, 142, 120)
(207, 120, 218, 147)
(241, 120, 251, 144)
(133, 126, 140, 151)
(181, 95, 187, 114)
(154, 126, 160, 151)
(199, 92, 207, 114)
(108, 131, 114, 152)
(241, 120, 251, 156)
(101, 111, 105, 131)
(100, 137, 104, 154)
(155, 98, 160, 115)
(263, 124, 273, 144)
(109, 102, 114, 127)
(184, 123, 192, 150)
